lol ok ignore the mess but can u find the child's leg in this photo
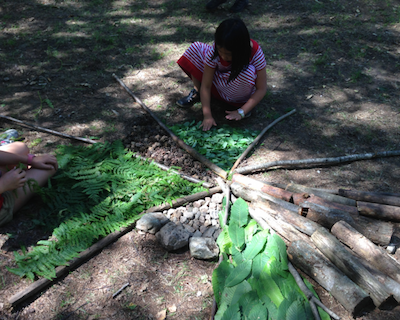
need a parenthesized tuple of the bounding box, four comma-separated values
(0, 142, 29, 172)
(12, 166, 56, 213)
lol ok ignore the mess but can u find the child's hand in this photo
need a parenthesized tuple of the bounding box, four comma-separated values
(31, 154, 58, 171)
(200, 117, 217, 131)
(225, 110, 242, 121)
(0, 167, 27, 192)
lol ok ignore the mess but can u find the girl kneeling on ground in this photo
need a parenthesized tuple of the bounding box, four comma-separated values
(176, 18, 267, 131)
(0, 141, 58, 227)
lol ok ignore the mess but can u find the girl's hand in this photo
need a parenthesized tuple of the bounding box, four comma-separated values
(225, 110, 242, 121)
(0, 167, 27, 192)
(200, 117, 217, 131)
(31, 154, 58, 171)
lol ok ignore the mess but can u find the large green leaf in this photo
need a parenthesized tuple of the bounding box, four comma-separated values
(244, 219, 260, 243)
(259, 295, 278, 320)
(239, 291, 261, 316)
(286, 300, 308, 320)
(221, 303, 241, 320)
(260, 269, 284, 307)
(230, 197, 249, 227)
(243, 229, 269, 260)
(225, 260, 252, 287)
(212, 260, 233, 305)
(252, 252, 270, 278)
(248, 303, 269, 320)
(228, 223, 245, 249)
(221, 280, 252, 307)
(217, 226, 232, 255)
(277, 298, 293, 320)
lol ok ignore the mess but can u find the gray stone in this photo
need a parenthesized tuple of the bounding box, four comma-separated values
(211, 193, 224, 204)
(192, 220, 201, 230)
(156, 222, 191, 251)
(183, 224, 195, 235)
(199, 225, 208, 234)
(212, 219, 219, 227)
(193, 230, 203, 238)
(199, 205, 208, 214)
(202, 226, 218, 239)
(180, 216, 188, 224)
(189, 237, 219, 260)
(205, 197, 211, 205)
(136, 212, 170, 234)
(210, 209, 219, 219)
(192, 207, 199, 214)
(199, 214, 205, 224)
(204, 219, 212, 227)
(209, 202, 217, 210)
(183, 211, 195, 219)
(167, 208, 175, 218)
(213, 229, 222, 240)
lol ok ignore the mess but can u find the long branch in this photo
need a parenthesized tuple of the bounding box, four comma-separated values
(235, 150, 400, 175)
(229, 109, 296, 174)
(113, 74, 227, 179)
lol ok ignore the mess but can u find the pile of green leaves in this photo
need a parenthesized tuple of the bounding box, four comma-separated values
(9, 141, 206, 280)
(213, 198, 330, 320)
(169, 121, 259, 171)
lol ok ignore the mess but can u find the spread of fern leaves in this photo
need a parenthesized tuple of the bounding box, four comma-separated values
(9, 141, 206, 280)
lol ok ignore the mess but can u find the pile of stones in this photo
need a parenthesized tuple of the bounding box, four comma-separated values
(136, 192, 226, 260)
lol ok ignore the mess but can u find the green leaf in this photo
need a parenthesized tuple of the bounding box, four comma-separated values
(260, 270, 284, 307)
(212, 260, 233, 305)
(252, 252, 270, 278)
(238, 291, 261, 316)
(230, 198, 249, 227)
(225, 260, 252, 287)
(248, 303, 268, 320)
(228, 223, 245, 249)
(217, 227, 232, 255)
(221, 303, 241, 320)
(244, 219, 260, 243)
(221, 280, 252, 307)
(243, 229, 269, 261)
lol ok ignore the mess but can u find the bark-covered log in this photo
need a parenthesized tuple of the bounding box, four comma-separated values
(352, 215, 393, 246)
(248, 206, 311, 243)
(331, 221, 400, 284)
(293, 193, 359, 216)
(299, 201, 356, 229)
(286, 183, 356, 207)
(339, 189, 400, 206)
(311, 228, 397, 309)
(232, 174, 293, 202)
(358, 201, 400, 222)
(252, 200, 320, 236)
(288, 240, 374, 317)
(230, 182, 299, 213)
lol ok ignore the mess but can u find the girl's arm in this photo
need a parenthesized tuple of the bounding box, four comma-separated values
(0, 151, 58, 170)
(225, 67, 268, 120)
(199, 64, 217, 131)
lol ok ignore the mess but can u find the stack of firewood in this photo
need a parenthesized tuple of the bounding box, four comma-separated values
(230, 173, 400, 318)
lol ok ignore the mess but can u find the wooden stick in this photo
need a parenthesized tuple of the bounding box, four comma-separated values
(235, 150, 400, 175)
(339, 189, 400, 204)
(229, 109, 296, 174)
(358, 201, 400, 221)
(288, 240, 373, 318)
(7, 187, 221, 309)
(113, 74, 227, 179)
(0, 114, 99, 144)
(288, 262, 341, 320)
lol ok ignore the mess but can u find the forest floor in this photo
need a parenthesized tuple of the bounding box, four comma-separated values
(0, 0, 400, 319)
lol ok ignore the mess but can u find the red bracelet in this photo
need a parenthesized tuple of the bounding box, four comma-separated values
(27, 154, 36, 165)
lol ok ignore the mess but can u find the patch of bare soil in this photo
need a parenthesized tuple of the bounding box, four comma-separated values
(1, 0, 400, 319)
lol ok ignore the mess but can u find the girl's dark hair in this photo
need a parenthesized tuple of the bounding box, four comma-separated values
(213, 18, 251, 82)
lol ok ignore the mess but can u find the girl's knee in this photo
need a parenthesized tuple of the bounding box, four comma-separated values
(0, 142, 29, 155)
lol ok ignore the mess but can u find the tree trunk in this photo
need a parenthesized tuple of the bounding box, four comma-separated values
(232, 174, 294, 202)
(248, 206, 311, 243)
(288, 240, 374, 317)
(331, 221, 400, 284)
(352, 215, 394, 246)
(286, 183, 356, 207)
(293, 193, 359, 216)
(358, 201, 400, 222)
(230, 182, 299, 213)
(339, 189, 400, 206)
(299, 201, 356, 229)
(311, 228, 397, 309)
(252, 200, 320, 236)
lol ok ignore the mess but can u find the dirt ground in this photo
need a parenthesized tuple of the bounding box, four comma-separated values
(1, 0, 400, 319)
